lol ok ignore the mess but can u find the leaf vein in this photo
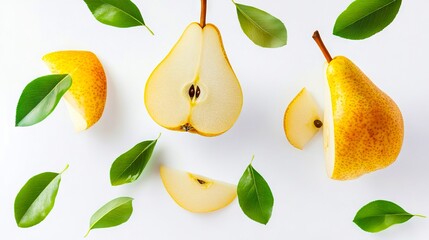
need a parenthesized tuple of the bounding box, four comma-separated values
(236, 6, 282, 43)
(19, 175, 59, 225)
(338, 0, 399, 32)
(249, 166, 265, 220)
(96, 0, 143, 26)
(18, 75, 70, 125)
(113, 140, 156, 183)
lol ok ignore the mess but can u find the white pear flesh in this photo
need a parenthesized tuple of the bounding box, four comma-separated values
(284, 88, 322, 150)
(160, 165, 237, 213)
(64, 95, 87, 131)
(145, 23, 242, 136)
(323, 81, 335, 177)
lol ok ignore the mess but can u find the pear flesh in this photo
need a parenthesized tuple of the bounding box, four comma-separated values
(324, 56, 404, 180)
(145, 23, 243, 136)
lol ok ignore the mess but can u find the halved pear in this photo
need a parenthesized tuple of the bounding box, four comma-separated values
(43, 51, 107, 131)
(160, 165, 236, 213)
(145, 23, 243, 136)
(284, 88, 323, 150)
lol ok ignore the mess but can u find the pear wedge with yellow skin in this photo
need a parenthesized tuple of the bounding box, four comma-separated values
(43, 51, 107, 131)
(312, 31, 404, 180)
(284, 88, 323, 150)
(160, 165, 236, 213)
(145, 23, 243, 136)
(324, 57, 404, 180)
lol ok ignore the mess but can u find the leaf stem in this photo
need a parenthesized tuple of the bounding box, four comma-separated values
(312, 31, 333, 63)
(156, 132, 162, 140)
(200, 0, 207, 27)
(84, 228, 90, 238)
(414, 214, 427, 218)
(60, 164, 69, 175)
(145, 25, 154, 35)
(250, 155, 255, 165)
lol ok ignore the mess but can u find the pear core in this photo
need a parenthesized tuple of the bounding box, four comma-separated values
(324, 56, 404, 180)
(144, 23, 243, 137)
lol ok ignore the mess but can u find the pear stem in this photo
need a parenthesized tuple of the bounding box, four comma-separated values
(200, 0, 207, 27)
(312, 31, 332, 63)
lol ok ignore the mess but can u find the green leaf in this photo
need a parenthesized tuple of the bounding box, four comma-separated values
(14, 164, 69, 228)
(353, 200, 426, 233)
(233, 1, 286, 48)
(110, 135, 159, 186)
(15, 74, 72, 127)
(83, 0, 153, 34)
(85, 197, 133, 237)
(333, 0, 402, 40)
(237, 157, 274, 224)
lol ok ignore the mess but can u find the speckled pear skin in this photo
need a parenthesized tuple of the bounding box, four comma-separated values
(43, 51, 107, 130)
(327, 56, 404, 180)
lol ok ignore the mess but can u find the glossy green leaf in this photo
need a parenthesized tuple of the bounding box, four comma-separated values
(85, 197, 133, 237)
(110, 135, 159, 186)
(333, 0, 402, 40)
(14, 165, 69, 228)
(353, 200, 426, 233)
(83, 0, 153, 34)
(15, 74, 72, 127)
(237, 157, 274, 224)
(233, 1, 286, 48)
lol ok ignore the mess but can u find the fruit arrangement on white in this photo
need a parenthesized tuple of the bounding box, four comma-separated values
(1, 0, 428, 239)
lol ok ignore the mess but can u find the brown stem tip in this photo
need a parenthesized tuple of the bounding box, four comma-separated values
(312, 30, 333, 63)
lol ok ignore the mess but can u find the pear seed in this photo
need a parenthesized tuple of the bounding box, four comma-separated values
(196, 86, 201, 98)
(314, 120, 323, 128)
(197, 179, 206, 184)
(188, 85, 195, 98)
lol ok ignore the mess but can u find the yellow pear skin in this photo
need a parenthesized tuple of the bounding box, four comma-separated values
(325, 56, 404, 180)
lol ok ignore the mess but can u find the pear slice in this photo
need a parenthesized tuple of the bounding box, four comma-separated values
(284, 88, 323, 150)
(145, 23, 243, 136)
(160, 165, 236, 213)
(43, 51, 107, 131)
(313, 31, 404, 180)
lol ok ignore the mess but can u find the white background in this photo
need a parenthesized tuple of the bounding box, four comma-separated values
(1, 0, 429, 239)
